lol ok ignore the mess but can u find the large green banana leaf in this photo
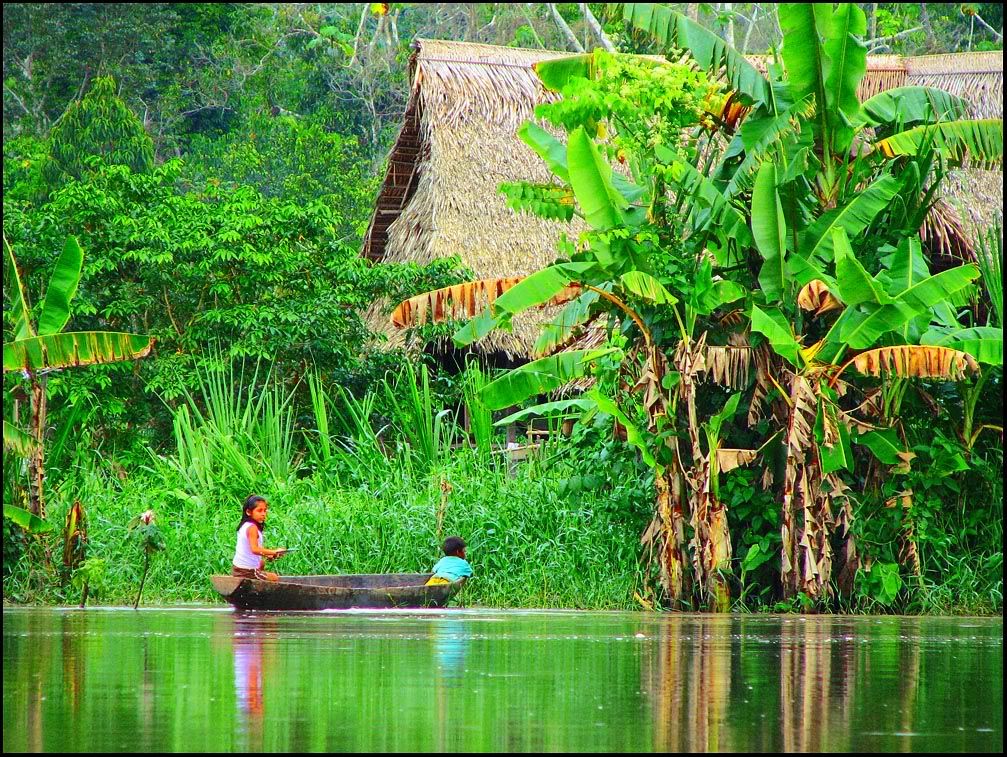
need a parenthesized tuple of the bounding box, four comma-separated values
(896, 265, 979, 311)
(519, 122, 571, 183)
(723, 99, 813, 197)
(520, 121, 646, 205)
(821, 3, 867, 152)
(751, 162, 787, 302)
(804, 176, 900, 262)
(883, 237, 930, 295)
(567, 128, 632, 231)
(832, 302, 919, 351)
(533, 53, 598, 92)
(856, 86, 969, 127)
(751, 305, 801, 366)
(4, 331, 155, 373)
(494, 398, 597, 426)
(833, 228, 892, 306)
(660, 154, 748, 242)
(453, 309, 504, 348)
(4, 236, 35, 341)
(533, 291, 601, 357)
(921, 326, 1003, 365)
(3, 419, 38, 456)
(4, 504, 54, 534)
(622, 3, 770, 106)
(619, 271, 678, 305)
(479, 348, 620, 410)
(779, 3, 833, 134)
(493, 263, 595, 317)
(37, 236, 83, 336)
(875, 119, 1004, 166)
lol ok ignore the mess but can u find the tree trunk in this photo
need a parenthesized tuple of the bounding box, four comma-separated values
(549, 3, 585, 52)
(675, 336, 732, 611)
(349, 3, 370, 67)
(27, 375, 47, 519)
(579, 3, 615, 51)
(653, 470, 688, 605)
(919, 4, 937, 53)
(741, 6, 760, 54)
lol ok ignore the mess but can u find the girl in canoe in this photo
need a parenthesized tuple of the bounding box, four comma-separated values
(232, 495, 288, 582)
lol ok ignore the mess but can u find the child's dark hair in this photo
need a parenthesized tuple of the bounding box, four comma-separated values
(442, 536, 465, 556)
(237, 494, 267, 532)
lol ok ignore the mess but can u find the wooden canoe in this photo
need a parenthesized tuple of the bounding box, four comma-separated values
(210, 573, 465, 611)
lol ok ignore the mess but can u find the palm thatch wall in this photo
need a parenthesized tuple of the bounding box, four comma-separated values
(905, 52, 1003, 261)
(364, 41, 1003, 359)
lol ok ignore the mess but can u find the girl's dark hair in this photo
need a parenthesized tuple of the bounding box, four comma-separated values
(442, 536, 465, 556)
(237, 495, 266, 533)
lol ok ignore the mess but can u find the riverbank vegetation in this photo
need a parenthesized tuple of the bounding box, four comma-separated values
(3, 3, 1003, 614)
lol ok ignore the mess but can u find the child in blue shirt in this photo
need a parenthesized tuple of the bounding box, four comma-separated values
(426, 536, 473, 585)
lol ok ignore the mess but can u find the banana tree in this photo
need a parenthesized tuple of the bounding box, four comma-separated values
(4, 235, 155, 521)
(617, 1, 1002, 602)
(621, 3, 1002, 254)
(392, 55, 754, 609)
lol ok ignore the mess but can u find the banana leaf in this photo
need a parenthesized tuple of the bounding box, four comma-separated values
(4, 331, 155, 373)
(622, 3, 771, 106)
(38, 236, 83, 336)
(479, 348, 620, 410)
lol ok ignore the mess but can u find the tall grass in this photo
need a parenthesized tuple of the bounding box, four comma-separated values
(461, 360, 494, 457)
(3, 443, 649, 608)
(382, 362, 457, 471)
(3, 356, 650, 608)
(167, 360, 299, 493)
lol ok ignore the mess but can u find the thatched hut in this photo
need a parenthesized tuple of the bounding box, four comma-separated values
(362, 39, 588, 360)
(364, 40, 1003, 360)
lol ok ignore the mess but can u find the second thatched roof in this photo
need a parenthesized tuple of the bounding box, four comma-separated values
(364, 41, 1003, 358)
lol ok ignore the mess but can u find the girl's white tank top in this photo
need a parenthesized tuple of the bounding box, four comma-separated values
(233, 522, 264, 569)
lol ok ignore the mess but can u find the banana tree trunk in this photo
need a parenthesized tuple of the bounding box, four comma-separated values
(27, 375, 47, 519)
(780, 375, 836, 603)
(678, 337, 732, 611)
(654, 469, 688, 605)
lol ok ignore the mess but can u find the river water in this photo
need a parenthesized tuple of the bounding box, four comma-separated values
(2, 608, 1002, 752)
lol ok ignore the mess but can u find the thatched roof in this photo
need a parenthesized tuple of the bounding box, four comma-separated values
(364, 41, 1003, 358)
(362, 39, 588, 357)
(904, 52, 1003, 253)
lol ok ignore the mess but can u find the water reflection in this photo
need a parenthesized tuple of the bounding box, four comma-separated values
(644, 615, 733, 751)
(2, 609, 1001, 753)
(432, 618, 468, 684)
(231, 613, 277, 751)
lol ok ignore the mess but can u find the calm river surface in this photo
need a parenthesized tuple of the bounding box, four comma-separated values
(2, 607, 1002, 752)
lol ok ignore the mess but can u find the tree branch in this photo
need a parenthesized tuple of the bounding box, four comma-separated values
(3, 83, 32, 117)
(968, 8, 1003, 42)
(579, 3, 615, 51)
(549, 3, 585, 52)
(519, 4, 546, 48)
(864, 26, 923, 46)
(350, 3, 370, 67)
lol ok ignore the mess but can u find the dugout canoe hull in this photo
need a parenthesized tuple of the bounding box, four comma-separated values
(210, 573, 465, 611)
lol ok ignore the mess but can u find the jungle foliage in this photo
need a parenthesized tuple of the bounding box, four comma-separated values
(2, 3, 1002, 613)
(393, 2, 1003, 611)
